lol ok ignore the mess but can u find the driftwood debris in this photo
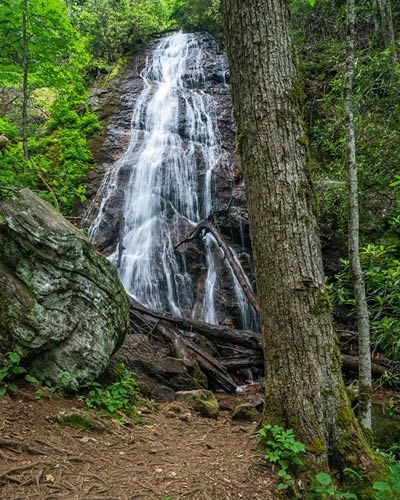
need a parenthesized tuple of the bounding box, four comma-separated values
(128, 298, 396, 394)
(130, 299, 261, 350)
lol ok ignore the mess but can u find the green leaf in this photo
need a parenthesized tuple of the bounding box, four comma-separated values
(25, 374, 40, 385)
(316, 472, 332, 486)
(373, 481, 391, 492)
(7, 352, 21, 363)
(12, 366, 26, 375)
(277, 482, 290, 490)
(7, 383, 18, 393)
(0, 386, 6, 396)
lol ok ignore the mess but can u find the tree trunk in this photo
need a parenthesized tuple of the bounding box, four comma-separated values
(377, 0, 398, 64)
(22, 0, 29, 160)
(345, 0, 372, 430)
(221, 0, 376, 470)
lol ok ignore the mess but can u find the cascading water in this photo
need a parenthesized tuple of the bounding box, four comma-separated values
(86, 32, 257, 329)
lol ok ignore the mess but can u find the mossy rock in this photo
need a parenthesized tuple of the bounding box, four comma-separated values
(0, 189, 129, 387)
(175, 389, 219, 418)
(232, 403, 259, 422)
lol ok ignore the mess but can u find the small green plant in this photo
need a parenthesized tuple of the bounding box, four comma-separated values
(0, 352, 41, 396)
(82, 364, 141, 419)
(373, 462, 400, 499)
(257, 424, 305, 491)
(311, 472, 357, 499)
(0, 352, 26, 395)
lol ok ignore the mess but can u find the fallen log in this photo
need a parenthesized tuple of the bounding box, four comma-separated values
(175, 219, 260, 315)
(342, 354, 394, 377)
(220, 356, 264, 369)
(130, 306, 237, 393)
(130, 299, 262, 350)
(129, 301, 396, 393)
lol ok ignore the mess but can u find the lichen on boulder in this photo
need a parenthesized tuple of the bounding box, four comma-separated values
(0, 189, 129, 386)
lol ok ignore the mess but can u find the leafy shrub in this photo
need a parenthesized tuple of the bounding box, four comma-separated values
(0, 117, 18, 142)
(330, 241, 400, 360)
(0, 352, 39, 396)
(82, 364, 141, 419)
(257, 424, 305, 491)
(373, 462, 400, 499)
(310, 472, 357, 499)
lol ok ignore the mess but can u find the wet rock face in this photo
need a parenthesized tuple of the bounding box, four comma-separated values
(0, 189, 129, 386)
(81, 32, 256, 329)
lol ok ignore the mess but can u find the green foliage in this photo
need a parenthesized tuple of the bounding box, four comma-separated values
(310, 472, 358, 499)
(291, 0, 400, 242)
(0, 86, 100, 213)
(0, 351, 40, 396)
(373, 463, 400, 499)
(0, 0, 88, 87)
(82, 364, 141, 419)
(0, 352, 25, 396)
(170, 0, 222, 34)
(257, 424, 305, 491)
(71, 0, 174, 65)
(330, 241, 400, 360)
(0, 118, 18, 141)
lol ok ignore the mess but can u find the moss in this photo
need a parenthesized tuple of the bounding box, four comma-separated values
(191, 360, 208, 389)
(176, 389, 220, 419)
(308, 436, 327, 455)
(312, 288, 333, 315)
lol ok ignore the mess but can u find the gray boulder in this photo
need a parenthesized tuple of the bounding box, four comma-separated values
(0, 189, 129, 386)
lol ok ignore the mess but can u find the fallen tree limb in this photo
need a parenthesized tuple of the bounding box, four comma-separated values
(128, 301, 396, 392)
(175, 219, 260, 315)
(342, 354, 394, 377)
(130, 308, 238, 393)
(130, 298, 262, 350)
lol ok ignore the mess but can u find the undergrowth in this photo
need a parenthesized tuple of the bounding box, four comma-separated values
(258, 424, 400, 499)
(0, 353, 143, 422)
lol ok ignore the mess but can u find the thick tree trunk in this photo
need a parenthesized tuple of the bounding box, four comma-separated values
(22, 0, 29, 160)
(345, 0, 372, 430)
(221, 0, 375, 470)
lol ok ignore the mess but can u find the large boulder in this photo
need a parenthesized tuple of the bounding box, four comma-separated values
(0, 189, 129, 386)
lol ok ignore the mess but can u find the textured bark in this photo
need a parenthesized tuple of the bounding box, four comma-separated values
(221, 0, 375, 469)
(345, 0, 372, 430)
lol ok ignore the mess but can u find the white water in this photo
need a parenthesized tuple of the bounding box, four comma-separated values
(87, 32, 256, 328)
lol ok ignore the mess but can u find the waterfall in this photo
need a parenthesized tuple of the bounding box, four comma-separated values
(86, 32, 257, 329)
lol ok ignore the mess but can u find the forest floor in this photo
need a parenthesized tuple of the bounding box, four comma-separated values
(0, 383, 278, 500)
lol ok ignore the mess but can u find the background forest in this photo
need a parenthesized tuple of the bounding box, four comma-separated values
(0, 0, 399, 376)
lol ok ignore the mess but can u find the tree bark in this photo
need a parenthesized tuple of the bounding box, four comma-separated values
(345, 0, 372, 430)
(377, 0, 398, 64)
(221, 0, 376, 470)
(22, 0, 29, 160)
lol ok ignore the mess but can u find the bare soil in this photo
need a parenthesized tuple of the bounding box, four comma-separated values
(0, 384, 278, 500)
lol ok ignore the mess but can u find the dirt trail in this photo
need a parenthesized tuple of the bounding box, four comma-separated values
(0, 386, 277, 499)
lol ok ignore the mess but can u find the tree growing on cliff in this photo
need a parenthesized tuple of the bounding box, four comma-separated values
(220, 0, 377, 476)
